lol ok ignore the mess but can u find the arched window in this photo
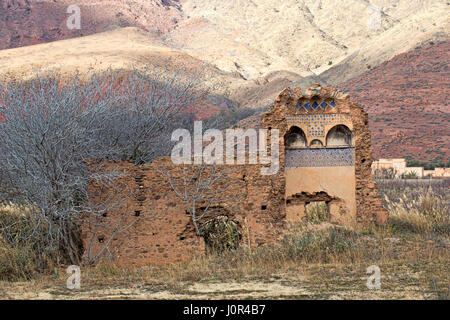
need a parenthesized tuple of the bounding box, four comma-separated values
(326, 125, 353, 146)
(284, 126, 306, 149)
(310, 139, 324, 147)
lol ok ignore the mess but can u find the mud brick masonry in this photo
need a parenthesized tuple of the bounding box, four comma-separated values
(82, 84, 387, 267)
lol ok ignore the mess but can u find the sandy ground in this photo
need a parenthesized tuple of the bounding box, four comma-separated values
(0, 279, 431, 300)
(1, 261, 445, 300)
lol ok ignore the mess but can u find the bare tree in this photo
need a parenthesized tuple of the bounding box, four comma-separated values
(93, 67, 208, 164)
(0, 68, 207, 265)
(161, 163, 222, 236)
(0, 73, 118, 264)
(160, 162, 240, 237)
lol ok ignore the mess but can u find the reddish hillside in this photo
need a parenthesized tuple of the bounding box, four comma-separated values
(0, 0, 180, 50)
(340, 40, 450, 162)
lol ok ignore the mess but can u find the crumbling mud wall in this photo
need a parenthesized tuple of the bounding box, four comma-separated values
(262, 84, 387, 226)
(82, 84, 386, 267)
(82, 158, 286, 268)
(348, 95, 387, 224)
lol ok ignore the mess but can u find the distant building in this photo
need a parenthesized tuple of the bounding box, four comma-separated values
(433, 167, 450, 178)
(372, 158, 449, 178)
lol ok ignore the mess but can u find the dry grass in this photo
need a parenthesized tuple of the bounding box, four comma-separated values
(0, 205, 58, 281)
(1, 179, 449, 299)
(387, 192, 449, 235)
(378, 180, 449, 236)
(1, 225, 447, 299)
(305, 201, 329, 223)
(156, 222, 448, 286)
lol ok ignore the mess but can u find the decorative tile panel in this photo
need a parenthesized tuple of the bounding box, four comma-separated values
(286, 113, 352, 138)
(285, 147, 355, 167)
(295, 100, 336, 112)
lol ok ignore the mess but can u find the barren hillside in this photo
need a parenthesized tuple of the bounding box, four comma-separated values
(340, 40, 450, 162)
(0, 0, 448, 161)
(0, 0, 181, 50)
(1, 0, 448, 81)
(0, 25, 310, 113)
(174, 0, 448, 81)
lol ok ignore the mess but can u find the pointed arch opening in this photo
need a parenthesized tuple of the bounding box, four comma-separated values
(284, 126, 307, 149)
(326, 125, 353, 147)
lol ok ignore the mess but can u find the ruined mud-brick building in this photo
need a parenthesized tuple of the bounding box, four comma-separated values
(82, 84, 387, 267)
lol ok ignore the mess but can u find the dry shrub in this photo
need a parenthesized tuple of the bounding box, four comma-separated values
(280, 225, 360, 263)
(162, 224, 369, 282)
(0, 68, 208, 267)
(0, 240, 37, 281)
(385, 188, 449, 235)
(305, 202, 328, 223)
(0, 206, 59, 281)
(200, 216, 241, 254)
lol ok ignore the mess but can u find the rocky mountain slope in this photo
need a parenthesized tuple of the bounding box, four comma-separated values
(174, 0, 448, 82)
(340, 40, 450, 162)
(0, 0, 448, 161)
(0, 0, 181, 50)
(1, 0, 448, 81)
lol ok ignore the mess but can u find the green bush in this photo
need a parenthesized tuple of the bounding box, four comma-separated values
(404, 171, 418, 179)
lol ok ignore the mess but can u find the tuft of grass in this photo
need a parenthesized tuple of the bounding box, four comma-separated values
(0, 205, 59, 281)
(200, 216, 241, 254)
(280, 226, 359, 262)
(305, 202, 329, 223)
(0, 240, 37, 281)
(160, 224, 375, 282)
(384, 188, 449, 235)
(88, 259, 125, 279)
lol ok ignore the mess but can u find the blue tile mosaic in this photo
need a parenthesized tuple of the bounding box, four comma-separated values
(285, 147, 355, 167)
